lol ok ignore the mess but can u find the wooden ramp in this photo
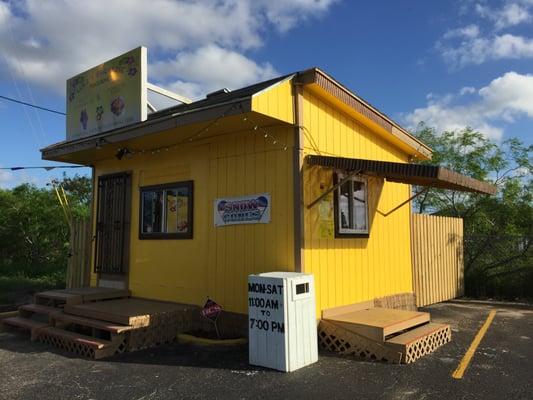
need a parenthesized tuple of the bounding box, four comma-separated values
(2, 288, 194, 359)
(319, 304, 451, 364)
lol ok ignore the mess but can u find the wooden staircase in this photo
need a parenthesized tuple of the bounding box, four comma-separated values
(318, 304, 451, 364)
(2, 288, 193, 359)
(2, 288, 132, 359)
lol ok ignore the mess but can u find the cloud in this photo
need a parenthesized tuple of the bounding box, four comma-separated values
(438, 33, 533, 67)
(476, 2, 531, 30)
(443, 24, 480, 39)
(437, 1, 533, 68)
(404, 71, 533, 140)
(254, 0, 337, 32)
(151, 45, 277, 99)
(0, 0, 336, 97)
(0, 167, 13, 188)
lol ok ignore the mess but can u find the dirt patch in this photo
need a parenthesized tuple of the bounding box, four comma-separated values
(184, 329, 243, 341)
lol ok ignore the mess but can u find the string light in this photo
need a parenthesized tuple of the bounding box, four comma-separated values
(240, 112, 289, 151)
(116, 102, 290, 159)
(0, 165, 85, 171)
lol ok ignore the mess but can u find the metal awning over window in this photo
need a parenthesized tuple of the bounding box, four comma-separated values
(307, 155, 496, 195)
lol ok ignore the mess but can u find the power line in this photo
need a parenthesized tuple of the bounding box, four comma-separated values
(0, 94, 66, 116)
(0, 166, 84, 171)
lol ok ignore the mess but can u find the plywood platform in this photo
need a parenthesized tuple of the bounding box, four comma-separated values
(64, 298, 191, 327)
(324, 307, 430, 341)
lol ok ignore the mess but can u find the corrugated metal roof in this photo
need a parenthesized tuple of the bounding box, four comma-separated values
(307, 155, 496, 195)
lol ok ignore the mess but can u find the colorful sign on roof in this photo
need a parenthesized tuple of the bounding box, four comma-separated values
(66, 47, 147, 141)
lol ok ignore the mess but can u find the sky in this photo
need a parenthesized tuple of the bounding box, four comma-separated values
(0, 0, 532, 188)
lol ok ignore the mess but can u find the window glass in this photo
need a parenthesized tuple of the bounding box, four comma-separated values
(142, 190, 163, 233)
(165, 187, 190, 233)
(165, 189, 178, 233)
(336, 172, 368, 235)
(339, 179, 351, 229)
(140, 181, 193, 238)
(353, 181, 367, 231)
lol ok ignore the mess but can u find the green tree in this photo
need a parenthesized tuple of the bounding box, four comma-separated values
(50, 173, 92, 219)
(0, 184, 68, 276)
(0, 174, 92, 279)
(413, 124, 533, 300)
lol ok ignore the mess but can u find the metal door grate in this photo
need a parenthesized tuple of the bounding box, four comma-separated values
(94, 172, 131, 274)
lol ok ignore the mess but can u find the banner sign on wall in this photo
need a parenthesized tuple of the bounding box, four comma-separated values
(214, 193, 271, 226)
(66, 46, 147, 141)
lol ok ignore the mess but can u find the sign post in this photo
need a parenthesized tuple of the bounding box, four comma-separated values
(200, 298, 223, 338)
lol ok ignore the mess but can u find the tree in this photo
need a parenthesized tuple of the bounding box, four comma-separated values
(413, 124, 533, 299)
(49, 173, 92, 219)
(0, 174, 92, 279)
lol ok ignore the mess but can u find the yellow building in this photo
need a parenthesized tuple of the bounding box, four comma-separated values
(42, 68, 494, 326)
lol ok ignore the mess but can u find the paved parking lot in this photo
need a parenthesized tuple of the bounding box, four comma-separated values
(1, 302, 532, 400)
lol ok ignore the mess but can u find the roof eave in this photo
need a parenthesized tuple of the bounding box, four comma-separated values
(41, 96, 253, 162)
(295, 68, 433, 160)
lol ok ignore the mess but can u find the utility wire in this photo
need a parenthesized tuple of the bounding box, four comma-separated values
(0, 166, 84, 171)
(0, 94, 66, 115)
(7, 17, 49, 144)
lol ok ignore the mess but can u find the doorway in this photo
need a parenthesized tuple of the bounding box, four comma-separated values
(94, 172, 131, 289)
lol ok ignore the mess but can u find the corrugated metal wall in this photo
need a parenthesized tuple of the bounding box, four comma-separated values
(410, 213, 464, 307)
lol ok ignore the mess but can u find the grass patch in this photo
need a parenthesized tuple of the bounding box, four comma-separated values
(0, 273, 65, 305)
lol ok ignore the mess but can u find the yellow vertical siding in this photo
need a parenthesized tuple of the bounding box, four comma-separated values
(411, 213, 464, 307)
(91, 123, 295, 314)
(206, 128, 295, 312)
(88, 76, 420, 317)
(301, 89, 414, 315)
(251, 78, 295, 124)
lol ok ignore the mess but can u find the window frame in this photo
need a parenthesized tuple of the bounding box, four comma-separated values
(333, 171, 369, 238)
(139, 180, 194, 240)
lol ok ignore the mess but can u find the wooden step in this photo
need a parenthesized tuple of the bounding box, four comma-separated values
(384, 323, 452, 363)
(64, 298, 188, 327)
(52, 313, 134, 334)
(34, 288, 130, 307)
(61, 287, 131, 303)
(324, 307, 430, 342)
(2, 317, 49, 340)
(2, 316, 48, 331)
(35, 291, 83, 306)
(40, 327, 112, 350)
(19, 304, 61, 317)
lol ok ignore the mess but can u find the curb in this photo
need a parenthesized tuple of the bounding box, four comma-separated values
(447, 299, 533, 310)
(177, 333, 248, 347)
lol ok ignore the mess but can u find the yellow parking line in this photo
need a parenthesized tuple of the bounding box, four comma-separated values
(452, 309, 497, 379)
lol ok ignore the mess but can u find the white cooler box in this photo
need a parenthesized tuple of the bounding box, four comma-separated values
(248, 272, 318, 372)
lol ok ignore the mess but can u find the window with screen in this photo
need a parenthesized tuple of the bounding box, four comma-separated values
(140, 181, 193, 239)
(335, 172, 369, 237)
